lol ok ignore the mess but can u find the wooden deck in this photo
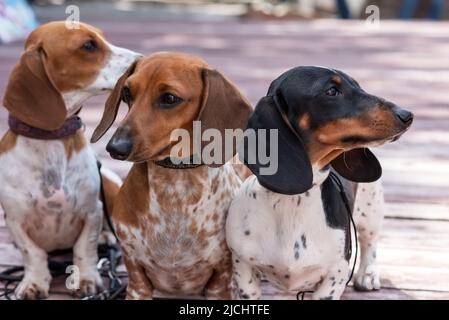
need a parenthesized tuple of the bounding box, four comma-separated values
(0, 6, 449, 299)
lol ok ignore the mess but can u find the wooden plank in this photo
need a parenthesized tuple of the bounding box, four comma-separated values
(1, 218, 448, 295)
(384, 202, 449, 221)
(263, 285, 449, 300)
(0, 243, 22, 266)
(377, 266, 449, 292)
(380, 219, 449, 250)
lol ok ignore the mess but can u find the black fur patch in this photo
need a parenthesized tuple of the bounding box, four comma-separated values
(320, 170, 356, 261)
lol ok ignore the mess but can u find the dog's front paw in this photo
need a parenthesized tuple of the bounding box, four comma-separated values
(15, 276, 51, 300)
(77, 271, 104, 297)
(354, 264, 380, 291)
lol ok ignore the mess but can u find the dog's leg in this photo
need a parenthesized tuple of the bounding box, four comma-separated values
(124, 256, 154, 300)
(231, 254, 262, 300)
(312, 260, 349, 300)
(5, 217, 51, 299)
(72, 201, 103, 296)
(205, 261, 232, 299)
(353, 181, 384, 291)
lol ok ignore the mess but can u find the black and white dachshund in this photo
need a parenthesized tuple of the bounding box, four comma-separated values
(226, 66, 413, 300)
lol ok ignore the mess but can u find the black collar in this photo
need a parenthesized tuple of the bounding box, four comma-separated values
(154, 155, 203, 169)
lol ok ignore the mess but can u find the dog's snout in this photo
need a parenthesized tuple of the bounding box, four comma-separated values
(395, 108, 414, 125)
(106, 129, 133, 160)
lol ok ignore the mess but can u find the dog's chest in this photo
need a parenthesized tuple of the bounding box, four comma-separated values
(229, 176, 346, 291)
(118, 163, 240, 294)
(0, 136, 100, 250)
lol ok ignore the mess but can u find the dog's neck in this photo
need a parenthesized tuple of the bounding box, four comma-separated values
(312, 165, 330, 187)
(147, 160, 210, 177)
(62, 91, 95, 117)
(145, 160, 222, 212)
(305, 137, 344, 169)
(6, 91, 95, 140)
(8, 115, 83, 140)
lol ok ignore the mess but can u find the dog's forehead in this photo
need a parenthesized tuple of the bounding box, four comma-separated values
(289, 66, 339, 81)
(269, 66, 359, 95)
(25, 21, 104, 49)
(134, 53, 208, 82)
(142, 52, 207, 68)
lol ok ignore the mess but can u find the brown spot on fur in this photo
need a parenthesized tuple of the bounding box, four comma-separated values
(232, 162, 252, 182)
(211, 175, 220, 193)
(124, 256, 154, 300)
(331, 75, 342, 85)
(62, 129, 86, 160)
(205, 265, 232, 299)
(298, 113, 311, 130)
(0, 131, 17, 155)
(150, 162, 205, 213)
(113, 163, 148, 227)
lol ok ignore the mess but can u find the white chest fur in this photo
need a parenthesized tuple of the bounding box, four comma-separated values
(227, 172, 347, 292)
(0, 135, 101, 251)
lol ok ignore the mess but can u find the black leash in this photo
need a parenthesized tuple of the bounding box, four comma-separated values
(0, 245, 124, 300)
(96, 160, 119, 241)
(329, 171, 358, 287)
(296, 172, 358, 300)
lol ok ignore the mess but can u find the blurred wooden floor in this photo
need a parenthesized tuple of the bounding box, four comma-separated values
(0, 10, 448, 299)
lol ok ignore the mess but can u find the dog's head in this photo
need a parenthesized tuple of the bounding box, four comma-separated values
(91, 52, 252, 165)
(245, 66, 413, 194)
(3, 21, 140, 130)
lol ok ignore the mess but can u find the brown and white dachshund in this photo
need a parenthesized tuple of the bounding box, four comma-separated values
(90, 52, 252, 299)
(0, 21, 139, 299)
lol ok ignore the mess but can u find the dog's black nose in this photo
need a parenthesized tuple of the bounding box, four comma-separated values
(106, 136, 133, 160)
(395, 108, 414, 125)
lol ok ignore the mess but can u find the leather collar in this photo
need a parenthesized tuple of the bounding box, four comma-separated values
(154, 155, 203, 169)
(8, 115, 83, 140)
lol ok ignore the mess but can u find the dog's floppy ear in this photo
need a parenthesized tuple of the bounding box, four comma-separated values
(243, 96, 313, 195)
(198, 69, 252, 167)
(3, 46, 66, 130)
(331, 148, 382, 182)
(91, 60, 138, 143)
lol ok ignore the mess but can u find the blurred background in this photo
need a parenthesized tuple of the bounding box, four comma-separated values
(0, 0, 449, 299)
(2, 0, 449, 45)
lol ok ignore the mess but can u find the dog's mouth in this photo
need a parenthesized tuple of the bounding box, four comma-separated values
(340, 130, 409, 149)
(341, 117, 413, 147)
(108, 152, 128, 161)
(389, 122, 413, 143)
(390, 133, 402, 142)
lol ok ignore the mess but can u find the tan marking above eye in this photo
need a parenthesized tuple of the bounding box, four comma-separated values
(331, 75, 342, 85)
(298, 114, 311, 130)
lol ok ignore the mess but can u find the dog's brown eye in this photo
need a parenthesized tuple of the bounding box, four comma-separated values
(82, 40, 98, 52)
(159, 93, 183, 109)
(122, 87, 132, 104)
(326, 87, 341, 97)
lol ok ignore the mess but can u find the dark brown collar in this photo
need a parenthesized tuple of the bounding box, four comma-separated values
(8, 115, 83, 140)
(155, 155, 203, 169)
